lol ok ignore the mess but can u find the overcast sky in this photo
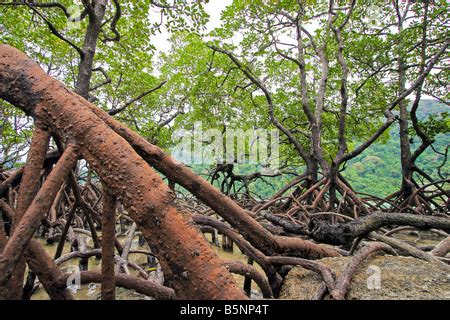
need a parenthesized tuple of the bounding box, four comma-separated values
(151, 0, 232, 52)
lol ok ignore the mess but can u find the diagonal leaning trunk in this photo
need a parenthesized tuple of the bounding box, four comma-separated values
(2, 126, 51, 299)
(0, 45, 246, 299)
(85, 95, 339, 259)
(0, 144, 78, 288)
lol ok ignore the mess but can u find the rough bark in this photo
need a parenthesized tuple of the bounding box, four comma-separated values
(0, 144, 78, 286)
(0, 45, 246, 299)
(84, 92, 339, 259)
(0, 200, 73, 300)
(101, 188, 116, 300)
(4, 126, 50, 299)
(309, 211, 450, 245)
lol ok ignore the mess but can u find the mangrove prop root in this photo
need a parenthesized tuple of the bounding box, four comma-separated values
(370, 232, 450, 271)
(0, 144, 78, 286)
(24, 240, 74, 300)
(309, 211, 450, 245)
(223, 260, 273, 298)
(4, 126, 51, 299)
(0, 44, 246, 300)
(56, 271, 175, 300)
(330, 242, 396, 300)
(431, 236, 450, 257)
(1, 200, 73, 299)
(268, 256, 336, 295)
(84, 89, 339, 259)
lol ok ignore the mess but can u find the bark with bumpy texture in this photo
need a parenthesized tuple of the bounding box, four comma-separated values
(5, 126, 50, 299)
(0, 145, 78, 286)
(85, 91, 339, 259)
(0, 44, 246, 299)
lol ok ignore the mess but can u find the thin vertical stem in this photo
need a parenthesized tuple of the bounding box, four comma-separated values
(101, 187, 116, 300)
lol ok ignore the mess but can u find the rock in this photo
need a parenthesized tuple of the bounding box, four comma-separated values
(279, 255, 450, 300)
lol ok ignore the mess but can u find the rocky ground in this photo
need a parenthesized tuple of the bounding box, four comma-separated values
(279, 255, 450, 300)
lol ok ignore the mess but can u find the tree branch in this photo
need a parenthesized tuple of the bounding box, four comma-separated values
(26, 4, 84, 58)
(309, 211, 450, 245)
(108, 80, 167, 116)
(101, 0, 121, 43)
(89, 67, 112, 92)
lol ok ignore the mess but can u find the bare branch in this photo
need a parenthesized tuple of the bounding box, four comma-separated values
(101, 0, 121, 43)
(0, 1, 71, 17)
(150, 0, 175, 9)
(89, 67, 111, 92)
(26, 4, 84, 58)
(108, 80, 167, 116)
(209, 45, 309, 162)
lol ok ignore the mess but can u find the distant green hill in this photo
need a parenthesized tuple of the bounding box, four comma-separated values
(344, 99, 449, 197)
(185, 100, 448, 199)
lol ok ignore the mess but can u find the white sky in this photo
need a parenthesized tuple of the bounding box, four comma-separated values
(150, 0, 232, 53)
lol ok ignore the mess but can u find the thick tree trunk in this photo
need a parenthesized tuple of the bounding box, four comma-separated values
(398, 84, 413, 195)
(306, 156, 319, 185)
(396, 17, 414, 197)
(328, 165, 339, 212)
(84, 96, 339, 259)
(75, 1, 107, 99)
(0, 45, 246, 299)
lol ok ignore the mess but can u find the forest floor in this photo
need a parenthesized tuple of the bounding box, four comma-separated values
(280, 231, 450, 300)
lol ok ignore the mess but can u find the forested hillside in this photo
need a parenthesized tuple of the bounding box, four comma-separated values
(206, 100, 448, 199)
(345, 100, 448, 197)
